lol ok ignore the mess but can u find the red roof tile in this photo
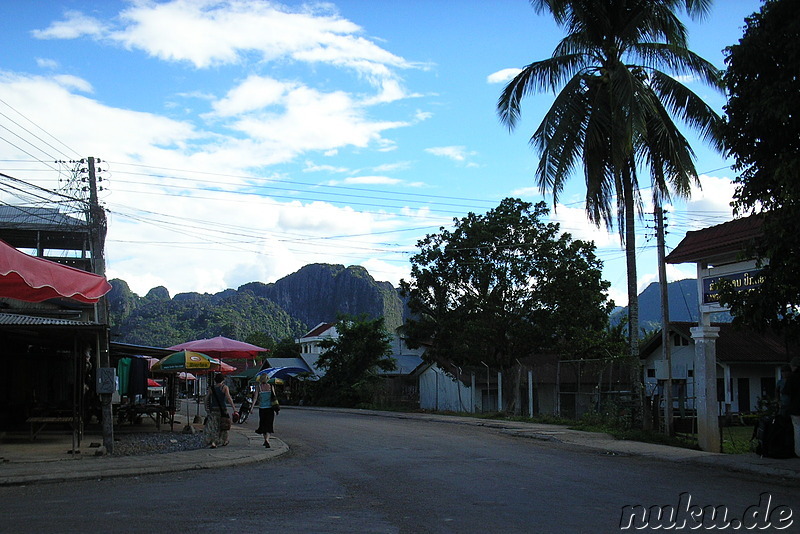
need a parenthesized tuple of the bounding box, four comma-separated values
(666, 215, 763, 265)
(302, 322, 336, 338)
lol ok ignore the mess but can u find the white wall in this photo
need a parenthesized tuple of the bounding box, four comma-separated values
(418, 365, 475, 412)
(643, 341, 782, 414)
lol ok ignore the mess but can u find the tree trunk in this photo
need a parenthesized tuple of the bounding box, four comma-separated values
(513, 364, 523, 416)
(623, 174, 644, 429)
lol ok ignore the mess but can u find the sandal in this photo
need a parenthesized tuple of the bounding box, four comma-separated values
(222, 441, 229, 447)
(209, 443, 217, 449)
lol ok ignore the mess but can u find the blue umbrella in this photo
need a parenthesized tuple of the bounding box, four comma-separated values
(254, 366, 311, 380)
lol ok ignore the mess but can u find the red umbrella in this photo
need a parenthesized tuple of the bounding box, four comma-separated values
(168, 336, 268, 359)
(147, 378, 162, 387)
(216, 361, 237, 374)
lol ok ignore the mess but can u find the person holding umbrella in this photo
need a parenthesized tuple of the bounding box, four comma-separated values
(254, 374, 281, 448)
(204, 373, 236, 448)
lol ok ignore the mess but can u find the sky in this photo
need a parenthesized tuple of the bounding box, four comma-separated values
(0, 0, 764, 307)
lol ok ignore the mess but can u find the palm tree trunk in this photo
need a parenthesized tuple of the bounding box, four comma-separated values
(623, 177, 644, 429)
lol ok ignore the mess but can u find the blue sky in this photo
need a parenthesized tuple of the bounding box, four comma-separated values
(0, 0, 763, 306)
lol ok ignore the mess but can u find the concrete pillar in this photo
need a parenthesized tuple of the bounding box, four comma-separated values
(722, 363, 732, 415)
(471, 373, 476, 413)
(690, 325, 721, 452)
(528, 370, 534, 417)
(497, 371, 503, 412)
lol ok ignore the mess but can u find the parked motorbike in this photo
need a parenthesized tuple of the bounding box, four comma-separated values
(235, 395, 253, 424)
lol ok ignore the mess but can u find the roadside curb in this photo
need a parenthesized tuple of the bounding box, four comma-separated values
(0, 428, 288, 487)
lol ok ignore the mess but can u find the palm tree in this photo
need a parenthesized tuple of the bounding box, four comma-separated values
(497, 0, 724, 425)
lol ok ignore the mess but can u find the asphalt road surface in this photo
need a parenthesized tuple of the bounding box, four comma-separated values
(1, 408, 797, 533)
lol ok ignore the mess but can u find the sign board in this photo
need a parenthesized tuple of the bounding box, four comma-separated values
(702, 269, 765, 305)
(96, 367, 116, 394)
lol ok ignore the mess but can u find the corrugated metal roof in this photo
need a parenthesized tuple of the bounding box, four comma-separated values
(641, 321, 790, 363)
(110, 341, 174, 358)
(0, 206, 86, 230)
(666, 215, 763, 265)
(0, 312, 100, 327)
(229, 367, 261, 379)
(380, 355, 424, 376)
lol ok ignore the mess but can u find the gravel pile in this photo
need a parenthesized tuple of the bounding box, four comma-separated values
(111, 432, 206, 456)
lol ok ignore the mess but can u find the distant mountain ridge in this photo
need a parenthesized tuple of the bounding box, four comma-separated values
(109, 268, 720, 348)
(108, 263, 405, 347)
(611, 278, 731, 331)
(240, 264, 403, 331)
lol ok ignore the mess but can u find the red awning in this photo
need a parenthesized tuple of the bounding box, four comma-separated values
(0, 240, 112, 304)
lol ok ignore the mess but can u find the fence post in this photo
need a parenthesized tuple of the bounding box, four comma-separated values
(528, 369, 533, 417)
(471, 373, 476, 413)
(497, 371, 503, 412)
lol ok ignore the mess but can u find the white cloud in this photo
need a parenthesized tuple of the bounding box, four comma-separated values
(373, 161, 411, 173)
(425, 145, 476, 164)
(510, 186, 539, 198)
(303, 161, 349, 173)
(210, 75, 290, 117)
(227, 85, 408, 159)
(0, 72, 198, 163)
(487, 68, 521, 84)
(35, 58, 59, 69)
(32, 10, 107, 40)
(361, 258, 410, 286)
(684, 174, 736, 223)
(109, 0, 413, 83)
(549, 203, 617, 247)
(52, 74, 93, 94)
(339, 175, 402, 185)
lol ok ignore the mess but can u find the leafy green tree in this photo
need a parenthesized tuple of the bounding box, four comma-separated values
(312, 316, 396, 407)
(719, 0, 800, 338)
(400, 198, 614, 413)
(272, 337, 302, 359)
(496, 0, 724, 423)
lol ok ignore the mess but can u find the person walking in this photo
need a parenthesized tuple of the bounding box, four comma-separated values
(254, 375, 280, 448)
(786, 357, 800, 458)
(204, 373, 236, 449)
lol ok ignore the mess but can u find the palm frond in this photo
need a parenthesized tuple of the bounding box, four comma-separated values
(532, 75, 590, 203)
(497, 54, 587, 130)
(649, 70, 724, 151)
(632, 42, 723, 89)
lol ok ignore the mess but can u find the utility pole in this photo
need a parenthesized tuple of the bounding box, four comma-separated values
(87, 157, 113, 452)
(655, 203, 673, 436)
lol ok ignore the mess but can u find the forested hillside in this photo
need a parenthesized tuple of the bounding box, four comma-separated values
(108, 264, 406, 347)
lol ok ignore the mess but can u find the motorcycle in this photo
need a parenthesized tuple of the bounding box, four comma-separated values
(235, 394, 253, 424)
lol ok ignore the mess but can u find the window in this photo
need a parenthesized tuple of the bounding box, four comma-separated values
(646, 368, 656, 378)
(672, 333, 690, 347)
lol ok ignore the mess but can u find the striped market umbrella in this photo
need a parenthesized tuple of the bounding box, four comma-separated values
(151, 350, 234, 373)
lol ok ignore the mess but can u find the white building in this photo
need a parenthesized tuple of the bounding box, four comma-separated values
(640, 322, 789, 416)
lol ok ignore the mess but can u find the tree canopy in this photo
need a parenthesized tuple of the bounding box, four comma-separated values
(312, 316, 396, 407)
(400, 198, 614, 374)
(719, 0, 800, 337)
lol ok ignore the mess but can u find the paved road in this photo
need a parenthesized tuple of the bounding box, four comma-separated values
(1, 409, 797, 533)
